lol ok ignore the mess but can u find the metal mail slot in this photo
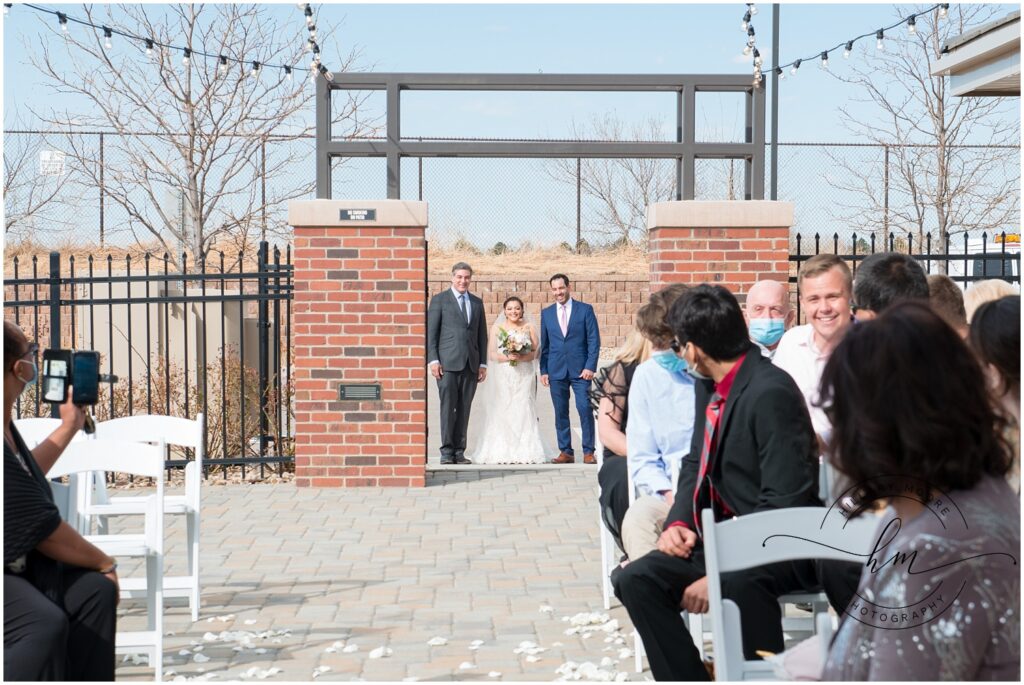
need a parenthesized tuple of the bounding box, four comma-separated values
(338, 383, 382, 401)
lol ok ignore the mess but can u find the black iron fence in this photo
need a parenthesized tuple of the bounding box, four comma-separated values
(789, 230, 1021, 320)
(4, 241, 294, 479)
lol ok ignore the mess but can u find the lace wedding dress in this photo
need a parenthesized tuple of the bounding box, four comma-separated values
(468, 321, 549, 465)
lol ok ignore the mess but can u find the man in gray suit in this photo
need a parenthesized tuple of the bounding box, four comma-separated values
(427, 262, 489, 464)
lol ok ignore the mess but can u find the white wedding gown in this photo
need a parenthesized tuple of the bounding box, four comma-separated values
(468, 325, 549, 465)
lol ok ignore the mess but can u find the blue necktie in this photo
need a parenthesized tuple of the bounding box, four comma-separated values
(460, 294, 469, 323)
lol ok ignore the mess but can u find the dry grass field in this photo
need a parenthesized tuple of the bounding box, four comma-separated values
(428, 242, 649, 278)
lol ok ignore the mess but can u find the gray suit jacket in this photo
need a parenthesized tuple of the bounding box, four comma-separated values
(427, 289, 488, 372)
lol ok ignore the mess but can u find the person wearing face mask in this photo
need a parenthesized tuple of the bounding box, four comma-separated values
(613, 285, 848, 682)
(4, 321, 118, 681)
(619, 284, 696, 561)
(744, 280, 796, 359)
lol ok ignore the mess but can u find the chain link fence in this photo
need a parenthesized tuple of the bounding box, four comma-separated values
(5, 131, 1019, 259)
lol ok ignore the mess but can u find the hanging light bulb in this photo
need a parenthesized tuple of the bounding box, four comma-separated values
(776, 66, 785, 80)
(182, 47, 191, 66)
(939, 4, 949, 19)
(308, 24, 317, 40)
(145, 38, 154, 57)
(103, 27, 113, 50)
(907, 15, 917, 35)
(219, 54, 228, 75)
(312, 44, 321, 65)
(284, 65, 293, 82)
(820, 51, 829, 69)
(304, 5, 314, 27)
(748, 3, 758, 16)
(250, 61, 261, 78)
(743, 44, 752, 56)
(318, 64, 333, 81)
(790, 59, 801, 76)
(876, 29, 885, 51)
(753, 48, 763, 67)
(4, 4, 11, 16)
(58, 12, 68, 33)
(741, 11, 750, 31)
(843, 40, 853, 58)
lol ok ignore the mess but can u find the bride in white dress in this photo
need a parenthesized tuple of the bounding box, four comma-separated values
(468, 296, 549, 465)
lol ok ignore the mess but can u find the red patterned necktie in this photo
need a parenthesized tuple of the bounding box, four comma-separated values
(693, 391, 725, 539)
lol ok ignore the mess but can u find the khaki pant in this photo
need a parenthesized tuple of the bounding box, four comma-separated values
(621, 495, 670, 560)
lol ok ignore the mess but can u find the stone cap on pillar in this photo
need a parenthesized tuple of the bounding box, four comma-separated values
(647, 200, 794, 229)
(289, 199, 428, 228)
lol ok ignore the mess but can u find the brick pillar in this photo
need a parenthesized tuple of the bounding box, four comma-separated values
(647, 201, 794, 297)
(288, 200, 428, 488)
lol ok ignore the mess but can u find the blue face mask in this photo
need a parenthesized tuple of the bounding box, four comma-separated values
(685, 365, 712, 382)
(15, 360, 37, 389)
(654, 350, 688, 375)
(749, 318, 786, 347)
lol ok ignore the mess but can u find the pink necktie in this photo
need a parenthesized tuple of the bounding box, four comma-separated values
(559, 305, 568, 336)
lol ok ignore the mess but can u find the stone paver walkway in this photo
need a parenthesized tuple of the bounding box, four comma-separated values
(115, 468, 647, 682)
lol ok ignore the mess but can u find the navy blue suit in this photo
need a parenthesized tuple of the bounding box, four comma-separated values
(540, 299, 601, 456)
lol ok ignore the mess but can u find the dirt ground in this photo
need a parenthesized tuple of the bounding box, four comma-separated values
(428, 243, 649, 278)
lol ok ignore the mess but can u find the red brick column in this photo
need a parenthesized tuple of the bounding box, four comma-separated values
(288, 200, 428, 488)
(647, 201, 794, 297)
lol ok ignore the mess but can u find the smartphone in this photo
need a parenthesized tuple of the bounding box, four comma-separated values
(41, 349, 72, 403)
(71, 351, 100, 405)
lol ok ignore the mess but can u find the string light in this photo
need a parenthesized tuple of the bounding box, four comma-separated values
(741, 11, 751, 31)
(17, 2, 332, 86)
(775, 66, 784, 80)
(748, 3, 757, 16)
(250, 60, 261, 78)
(753, 48, 763, 67)
(3, 4, 11, 16)
(284, 65, 292, 82)
(757, 3, 948, 86)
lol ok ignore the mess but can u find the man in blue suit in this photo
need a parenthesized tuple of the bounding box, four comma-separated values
(540, 274, 601, 464)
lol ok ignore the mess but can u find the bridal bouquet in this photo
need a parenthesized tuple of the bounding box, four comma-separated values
(497, 327, 532, 366)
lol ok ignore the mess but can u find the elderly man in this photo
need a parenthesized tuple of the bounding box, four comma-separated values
(773, 255, 853, 444)
(744, 280, 796, 359)
(852, 252, 929, 321)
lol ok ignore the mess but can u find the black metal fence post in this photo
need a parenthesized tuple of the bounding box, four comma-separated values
(48, 252, 61, 419)
(257, 241, 270, 464)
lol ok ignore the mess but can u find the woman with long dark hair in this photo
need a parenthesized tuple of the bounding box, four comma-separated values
(819, 302, 1019, 680)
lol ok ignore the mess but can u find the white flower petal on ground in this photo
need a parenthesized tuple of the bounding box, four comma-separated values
(470, 639, 485, 647)
(427, 636, 448, 646)
(525, 655, 541, 663)
(600, 620, 620, 633)
(615, 673, 629, 682)
(325, 648, 336, 653)
(600, 657, 615, 668)
(164, 669, 178, 677)
(194, 653, 211, 663)
(552, 642, 564, 647)
(342, 644, 359, 653)
(539, 604, 555, 614)
(368, 646, 392, 659)
(203, 632, 219, 642)
(244, 619, 258, 625)
(458, 662, 474, 670)
(194, 646, 205, 653)
(487, 672, 502, 678)
(255, 648, 268, 655)
(617, 648, 633, 660)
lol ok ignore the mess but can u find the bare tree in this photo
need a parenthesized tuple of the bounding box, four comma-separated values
(28, 4, 378, 262)
(826, 5, 1020, 247)
(3, 120, 64, 237)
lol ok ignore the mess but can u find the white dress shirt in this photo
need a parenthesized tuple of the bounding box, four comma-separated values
(557, 298, 573, 333)
(772, 323, 831, 439)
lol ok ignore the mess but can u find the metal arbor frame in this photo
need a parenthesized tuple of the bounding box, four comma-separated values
(315, 73, 765, 201)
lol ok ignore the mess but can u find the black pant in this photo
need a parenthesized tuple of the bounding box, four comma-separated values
(4, 568, 117, 681)
(437, 364, 478, 459)
(598, 454, 629, 553)
(613, 550, 861, 681)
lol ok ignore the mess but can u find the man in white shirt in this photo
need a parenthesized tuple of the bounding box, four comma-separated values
(744, 280, 796, 359)
(772, 255, 853, 444)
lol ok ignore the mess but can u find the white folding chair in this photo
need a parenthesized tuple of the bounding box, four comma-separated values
(594, 411, 620, 611)
(48, 439, 165, 680)
(14, 417, 88, 531)
(702, 507, 879, 681)
(93, 414, 205, 621)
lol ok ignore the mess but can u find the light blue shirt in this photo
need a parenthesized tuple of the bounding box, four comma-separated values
(625, 355, 697, 498)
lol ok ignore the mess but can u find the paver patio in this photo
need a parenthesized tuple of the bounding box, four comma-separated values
(114, 468, 648, 682)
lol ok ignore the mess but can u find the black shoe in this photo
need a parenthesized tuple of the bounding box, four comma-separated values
(454, 456, 472, 464)
(440, 456, 455, 465)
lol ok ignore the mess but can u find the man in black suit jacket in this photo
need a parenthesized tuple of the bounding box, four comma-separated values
(427, 262, 488, 464)
(612, 285, 828, 681)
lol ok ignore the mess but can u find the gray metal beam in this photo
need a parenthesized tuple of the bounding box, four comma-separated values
(324, 140, 758, 159)
(386, 79, 401, 199)
(326, 72, 755, 91)
(682, 86, 696, 200)
(315, 75, 331, 198)
(751, 83, 766, 200)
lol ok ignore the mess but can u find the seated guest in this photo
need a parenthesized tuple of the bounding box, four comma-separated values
(969, 295, 1021, 493)
(927, 273, 968, 337)
(851, 251, 928, 321)
(964, 278, 1019, 323)
(590, 327, 651, 552)
(821, 302, 1020, 680)
(614, 285, 828, 682)
(773, 254, 853, 444)
(743, 279, 796, 359)
(4, 321, 118, 681)
(621, 284, 695, 560)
